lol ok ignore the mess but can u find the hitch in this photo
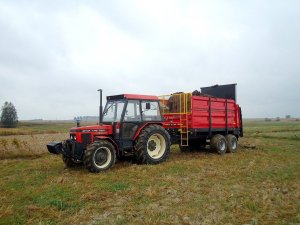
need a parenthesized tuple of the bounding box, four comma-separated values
(47, 142, 62, 154)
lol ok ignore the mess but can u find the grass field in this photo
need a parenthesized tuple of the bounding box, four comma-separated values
(0, 121, 300, 224)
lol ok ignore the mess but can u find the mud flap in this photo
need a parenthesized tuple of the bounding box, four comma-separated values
(47, 142, 62, 154)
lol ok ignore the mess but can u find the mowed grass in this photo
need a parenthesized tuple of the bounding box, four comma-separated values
(0, 121, 300, 224)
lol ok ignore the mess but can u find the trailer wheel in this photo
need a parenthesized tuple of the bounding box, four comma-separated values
(225, 134, 238, 153)
(135, 125, 170, 164)
(84, 140, 116, 173)
(62, 155, 82, 168)
(210, 134, 227, 155)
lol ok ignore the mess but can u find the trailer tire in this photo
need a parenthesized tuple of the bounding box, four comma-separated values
(225, 134, 238, 153)
(62, 155, 83, 168)
(210, 134, 227, 155)
(135, 125, 170, 164)
(84, 140, 116, 173)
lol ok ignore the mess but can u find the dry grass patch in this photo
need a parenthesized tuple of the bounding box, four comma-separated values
(0, 133, 68, 159)
(0, 121, 94, 136)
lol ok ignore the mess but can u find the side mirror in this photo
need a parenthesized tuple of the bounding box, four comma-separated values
(146, 102, 151, 110)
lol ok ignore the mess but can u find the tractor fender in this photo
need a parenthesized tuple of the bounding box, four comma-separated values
(133, 122, 164, 141)
(94, 136, 120, 156)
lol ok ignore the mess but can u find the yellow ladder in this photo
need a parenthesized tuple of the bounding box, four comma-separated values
(180, 93, 189, 146)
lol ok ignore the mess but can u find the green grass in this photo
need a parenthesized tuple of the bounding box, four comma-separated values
(95, 181, 130, 192)
(1, 120, 300, 224)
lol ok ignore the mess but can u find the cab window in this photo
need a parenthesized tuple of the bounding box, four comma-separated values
(124, 100, 141, 122)
(103, 100, 125, 122)
(141, 101, 162, 121)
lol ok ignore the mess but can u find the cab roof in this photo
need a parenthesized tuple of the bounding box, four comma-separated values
(107, 94, 158, 101)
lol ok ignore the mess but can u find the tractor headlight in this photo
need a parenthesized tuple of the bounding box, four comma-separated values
(70, 134, 76, 140)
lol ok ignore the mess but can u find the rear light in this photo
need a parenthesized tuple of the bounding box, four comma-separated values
(115, 122, 120, 134)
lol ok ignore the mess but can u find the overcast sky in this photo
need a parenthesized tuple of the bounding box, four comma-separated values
(0, 0, 299, 120)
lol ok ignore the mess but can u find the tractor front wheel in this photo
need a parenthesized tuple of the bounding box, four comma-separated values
(84, 140, 116, 173)
(135, 125, 170, 164)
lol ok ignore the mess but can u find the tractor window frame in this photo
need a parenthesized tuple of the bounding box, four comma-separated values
(102, 100, 126, 122)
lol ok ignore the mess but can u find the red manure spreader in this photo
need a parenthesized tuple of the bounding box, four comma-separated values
(47, 84, 243, 173)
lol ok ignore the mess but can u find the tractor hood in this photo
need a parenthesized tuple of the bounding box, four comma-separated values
(70, 125, 113, 134)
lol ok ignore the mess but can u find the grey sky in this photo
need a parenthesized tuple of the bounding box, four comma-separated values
(0, 0, 299, 120)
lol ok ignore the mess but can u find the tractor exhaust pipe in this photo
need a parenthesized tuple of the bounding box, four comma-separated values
(98, 89, 103, 124)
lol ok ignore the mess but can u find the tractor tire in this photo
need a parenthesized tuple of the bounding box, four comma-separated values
(210, 134, 227, 155)
(225, 134, 238, 153)
(83, 140, 116, 173)
(62, 155, 82, 168)
(135, 125, 171, 164)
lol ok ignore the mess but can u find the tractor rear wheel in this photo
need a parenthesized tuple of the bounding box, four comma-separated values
(84, 140, 116, 173)
(135, 125, 170, 164)
(225, 134, 238, 153)
(210, 134, 227, 155)
(62, 155, 82, 168)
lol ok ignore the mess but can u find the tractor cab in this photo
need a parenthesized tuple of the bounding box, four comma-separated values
(101, 94, 163, 150)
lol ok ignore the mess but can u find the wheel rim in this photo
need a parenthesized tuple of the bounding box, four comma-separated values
(218, 139, 226, 151)
(147, 133, 166, 159)
(93, 147, 112, 169)
(231, 138, 237, 150)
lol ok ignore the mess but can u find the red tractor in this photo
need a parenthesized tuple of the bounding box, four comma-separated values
(47, 93, 171, 172)
(47, 84, 243, 173)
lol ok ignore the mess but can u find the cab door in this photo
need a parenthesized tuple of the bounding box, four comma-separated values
(120, 100, 142, 149)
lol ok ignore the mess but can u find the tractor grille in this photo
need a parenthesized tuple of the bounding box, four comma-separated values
(82, 133, 91, 146)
